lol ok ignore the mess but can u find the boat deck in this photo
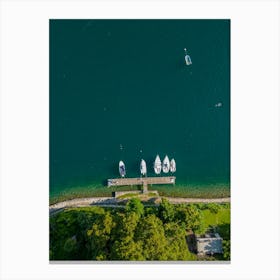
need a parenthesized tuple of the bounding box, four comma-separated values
(107, 176, 176, 187)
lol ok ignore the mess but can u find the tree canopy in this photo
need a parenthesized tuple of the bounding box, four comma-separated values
(125, 198, 144, 217)
(50, 201, 230, 261)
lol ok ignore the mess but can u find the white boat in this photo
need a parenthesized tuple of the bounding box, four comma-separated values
(162, 155, 170, 173)
(140, 159, 147, 176)
(170, 158, 176, 173)
(184, 48, 192, 65)
(154, 155, 162, 175)
(215, 102, 222, 107)
(119, 160, 126, 177)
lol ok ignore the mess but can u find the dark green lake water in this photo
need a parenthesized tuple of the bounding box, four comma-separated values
(50, 20, 230, 201)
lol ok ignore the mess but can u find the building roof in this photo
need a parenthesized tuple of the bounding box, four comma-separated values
(196, 233, 223, 255)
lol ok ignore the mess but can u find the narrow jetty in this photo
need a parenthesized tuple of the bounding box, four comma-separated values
(107, 176, 176, 187)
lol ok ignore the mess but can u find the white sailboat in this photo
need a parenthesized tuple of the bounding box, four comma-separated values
(140, 159, 147, 176)
(119, 160, 126, 177)
(170, 158, 176, 173)
(184, 48, 192, 65)
(154, 155, 162, 175)
(162, 155, 170, 173)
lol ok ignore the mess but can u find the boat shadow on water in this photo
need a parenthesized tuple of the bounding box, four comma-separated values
(101, 179, 108, 186)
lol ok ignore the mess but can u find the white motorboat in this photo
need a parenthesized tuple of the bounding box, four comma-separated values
(154, 155, 162, 175)
(215, 102, 222, 107)
(170, 158, 176, 173)
(162, 155, 170, 173)
(119, 160, 126, 177)
(184, 48, 192, 65)
(140, 159, 147, 176)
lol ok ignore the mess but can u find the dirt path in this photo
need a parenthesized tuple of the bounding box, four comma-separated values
(163, 197, 230, 204)
(49, 196, 230, 215)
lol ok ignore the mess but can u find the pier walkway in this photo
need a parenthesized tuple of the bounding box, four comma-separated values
(107, 176, 176, 187)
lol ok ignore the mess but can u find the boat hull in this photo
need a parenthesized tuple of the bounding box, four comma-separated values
(119, 161, 126, 177)
(154, 155, 162, 175)
(162, 155, 170, 173)
(185, 54, 192, 65)
(170, 159, 176, 173)
(140, 159, 147, 176)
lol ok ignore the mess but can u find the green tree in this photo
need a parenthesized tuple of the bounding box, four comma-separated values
(113, 211, 139, 238)
(86, 211, 115, 260)
(111, 239, 144, 260)
(74, 207, 108, 259)
(77, 207, 106, 232)
(63, 236, 77, 254)
(222, 240, 230, 260)
(158, 198, 175, 223)
(144, 207, 157, 216)
(164, 222, 191, 260)
(207, 203, 220, 214)
(135, 214, 167, 260)
(176, 204, 203, 231)
(49, 210, 81, 260)
(111, 211, 144, 260)
(125, 198, 144, 217)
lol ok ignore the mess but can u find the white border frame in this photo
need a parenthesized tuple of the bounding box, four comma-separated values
(1, 0, 279, 279)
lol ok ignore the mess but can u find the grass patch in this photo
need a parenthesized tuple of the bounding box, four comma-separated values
(117, 193, 140, 199)
(202, 208, 230, 228)
(117, 192, 159, 200)
(200, 207, 230, 240)
(147, 192, 159, 197)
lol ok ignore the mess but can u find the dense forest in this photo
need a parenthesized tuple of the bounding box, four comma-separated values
(50, 199, 230, 261)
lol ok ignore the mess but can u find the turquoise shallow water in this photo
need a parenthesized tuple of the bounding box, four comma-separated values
(50, 20, 230, 201)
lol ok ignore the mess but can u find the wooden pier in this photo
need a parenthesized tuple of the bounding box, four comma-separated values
(107, 176, 176, 188)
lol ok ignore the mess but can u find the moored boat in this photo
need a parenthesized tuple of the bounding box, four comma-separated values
(184, 48, 192, 65)
(162, 155, 170, 173)
(154, 155, 162, 175)
(119, 160, 126, 177)
(140, 159, 147, 176)
(170, 158, 176, 173)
